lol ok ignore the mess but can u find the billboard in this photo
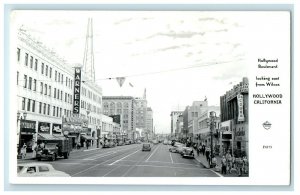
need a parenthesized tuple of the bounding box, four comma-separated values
(73, 67, 81, 114)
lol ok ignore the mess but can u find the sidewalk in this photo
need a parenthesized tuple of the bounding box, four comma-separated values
(193, 149, 248, 177)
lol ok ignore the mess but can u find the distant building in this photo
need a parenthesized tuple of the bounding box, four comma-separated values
(102, 96, 137, 139)
(145, 107, 153, 139)
(176, 114, 184, 139)
(170, 111, 183, 137)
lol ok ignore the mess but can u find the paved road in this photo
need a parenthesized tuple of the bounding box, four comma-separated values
(18, 143, 221, 177)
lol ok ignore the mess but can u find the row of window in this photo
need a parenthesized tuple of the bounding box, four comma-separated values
(103, 102, 130, 109)
(19, 73, 73, 104)
(80, 100, 101, 115)
(21, 97, 73, 118)
(17, 47, 73, 89)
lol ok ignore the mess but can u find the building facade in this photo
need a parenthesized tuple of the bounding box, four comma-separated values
(135, 97, 147, 131)
(15, 29, 103, 150)
(170, 111, 183, 137)
(102, 96, 137, 139)
(220, 77, 249, 157)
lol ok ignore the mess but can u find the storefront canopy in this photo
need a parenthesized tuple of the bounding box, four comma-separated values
(38, 133, 60, 140)
(81, 135, 96, 140)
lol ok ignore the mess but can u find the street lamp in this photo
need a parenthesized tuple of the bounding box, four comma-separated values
(17, 111, 27, 154)
(207, 111, 216, 168)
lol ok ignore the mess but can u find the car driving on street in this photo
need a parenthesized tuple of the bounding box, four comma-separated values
(142, 143, 151, 151)
(181, 147, 195, 158)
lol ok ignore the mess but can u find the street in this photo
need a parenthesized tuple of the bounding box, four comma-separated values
(18, 143, 221, 177)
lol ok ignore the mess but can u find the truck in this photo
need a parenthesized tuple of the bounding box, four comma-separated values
(36, 136, 72, 161)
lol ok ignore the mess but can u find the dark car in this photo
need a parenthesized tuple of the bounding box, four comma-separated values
(142, 143, 151, 151)
(181, 147, 195, 158)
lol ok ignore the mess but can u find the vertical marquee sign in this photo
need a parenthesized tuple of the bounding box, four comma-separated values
(73, 67, 81, 114)
(237, 93, 245, 122)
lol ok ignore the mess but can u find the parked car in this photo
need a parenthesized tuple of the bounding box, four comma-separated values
(17, 163, 70, 177)
(181, 147, 195, 158)
(142, 143, 151, 151)
(177, 146, 189, 154)
(169, 143, 183, 153)
(117, 141, 124, 146)
(163, 140, 168, 145)
(125, 141, 131, 145)
(103, 141, 116, 148)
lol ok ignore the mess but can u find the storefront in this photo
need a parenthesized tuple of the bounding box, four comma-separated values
(38, 122, 51, 134)
(52, 123, 62, 135)
(19, 120, 36, 152)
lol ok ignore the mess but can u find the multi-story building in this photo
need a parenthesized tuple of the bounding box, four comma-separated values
(196, 107, 220, 151)
(220, 77, 249, 157)
(15, 29, 103, 150)
(183, 101, 208, 141)
(102, 96, 137, 139)
(170, 111, 183, 138)
(176, 114, 184, 139)
(135, 97, 147, 131)
(145, 107, 153, 140)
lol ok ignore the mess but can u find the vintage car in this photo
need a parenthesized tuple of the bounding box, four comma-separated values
(181, 147, 195, 158)
(169, 143, 184, 153)
(142, 143, 151, 151)
(17, 163, 70, 177)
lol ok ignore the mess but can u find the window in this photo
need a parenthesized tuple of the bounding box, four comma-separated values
(33, 79, 37, 91)
(24, 53, 28, 66)
(27, 167, 36, 173)
(28, 77, 32, 90)
(43, 103, 46, 115)
(44, 84, 47, 95)
(40, 82, 43, 94)
(56, 107, 59, 117)
(65, 92, 67, 102)
(41, 63, 44, 74)
(47, 104, 50, 115)
(22, 97, 26, 110)
(45, 65, 48, 76)
(38, 166, 49, 172)
(27, 99, 31, 111)
(17, 71, 19, 85)
(58, 73, 60, 82)
(65, 77, 68, 86)
(55, 70, 57, 81)
(57, 89, 60, 99)
(61, 74, 63, 84)
(60, 108, 62, 117)
(17, 48, 21, 62)
(32, 100, 35, 112)
(30, 56, 33, 68)
(34, 59, 38, 71)
(49, 67, 52, 78)
(39, 102, 42, 114)
(23, 75, 27, 88)
(54, 88, 56, 98)
(53, 106, 56, 116)
(61, 91, 63, 100)
(48, 86, 51, 96)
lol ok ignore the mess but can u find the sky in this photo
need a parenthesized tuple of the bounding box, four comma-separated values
(11, 11, 250, 134)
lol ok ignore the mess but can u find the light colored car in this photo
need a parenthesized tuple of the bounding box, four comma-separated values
(18, 163, 70, 177)
(169, 144, 183, 153)
(181, 147, 195, 158)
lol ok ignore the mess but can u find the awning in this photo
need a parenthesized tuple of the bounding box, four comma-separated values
(81, 135, 96, 140)
(38, 133, 60, 140)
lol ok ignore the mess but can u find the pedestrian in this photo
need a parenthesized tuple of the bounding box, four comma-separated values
(211, 154, 217, 168)
(21, 143, 27, 159)
(205, 147, 211, 165)
(197, 145, 200, 156)
(226, 152, 232, 173)
(202, 145, 206, 155)
(32, 141, 37, 159)
(243, 156, 248, 174)
(221, 156, 227, 175)
(86, 140, 89, 149)
(236, 157, 244, 176)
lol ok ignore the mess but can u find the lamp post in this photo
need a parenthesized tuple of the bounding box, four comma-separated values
(17, 111, 27, 154)
(207, 111, 216, 168)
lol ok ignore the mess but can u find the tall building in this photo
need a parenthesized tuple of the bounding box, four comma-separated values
(102, 96, 137, 139)
(15, 28, 103, 150)
(220, 77, 249, 157)
(170, 111, 183, 137)
(145, 107, 153, 140)
(135, 97, 147, 131)
(183, 101, 208, 140)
